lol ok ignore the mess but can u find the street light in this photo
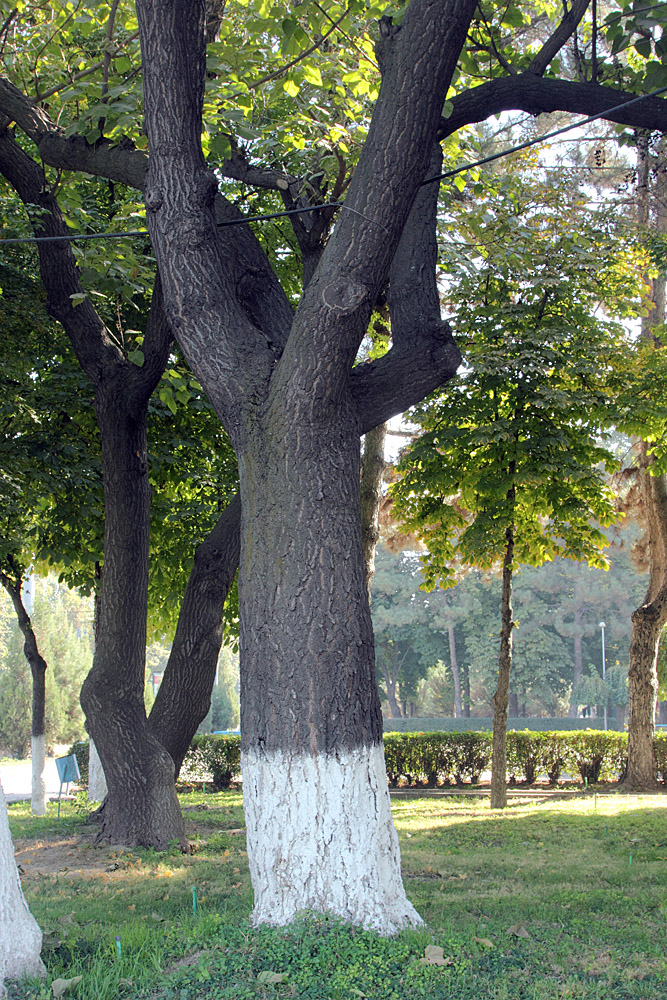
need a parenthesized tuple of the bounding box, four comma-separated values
(599, 621, 607, 731)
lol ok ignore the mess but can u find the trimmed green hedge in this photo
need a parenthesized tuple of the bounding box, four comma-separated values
(69, 731, 667, 791)
(382, 717, 625, 732)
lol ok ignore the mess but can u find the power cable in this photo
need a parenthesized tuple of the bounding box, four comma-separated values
(1, 83, 667, 247)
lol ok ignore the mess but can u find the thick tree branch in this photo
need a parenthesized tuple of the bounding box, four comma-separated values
(352, 141, 461, 434)
(527, 0, 591, 76)
(270, 0, 478, 406)
(148, 492, 241, 775)
(0, 77, 294, 353)
(440, 75, 667, 139)
(0, 128, 122, 382)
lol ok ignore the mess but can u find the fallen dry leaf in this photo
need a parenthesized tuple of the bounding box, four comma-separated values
(257, 971, 286, 984)
(52, 976, 82, 997)
(474, 937, 494, 949)
(507, 923, 530, 939)
(420, 945, 453, 967)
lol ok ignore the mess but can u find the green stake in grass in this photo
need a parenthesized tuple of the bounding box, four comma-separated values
(585, 777, 588, 790)
(115, 935, 121, 958)
(594, 793, 597, 809)
(192, 885, 198, 915)
(604, 825, 607, 836)
(629, 853, 633, 867)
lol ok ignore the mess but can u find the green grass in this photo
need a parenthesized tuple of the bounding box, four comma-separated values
(5, 791, 667, 999)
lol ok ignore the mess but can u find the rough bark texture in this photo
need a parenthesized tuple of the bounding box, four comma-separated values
(0, 781, 45, 992)
(622, 137, 666, 791)
(623, 446, 666, 790)
(242, 744, 421, 931)
(0, 129, 186, 846)
(360, 424, 387, 603)
(148, 494, 241, 776)
(136, 0, 471, 929)
(88, 741, 108, 804)
(491, 526, 515, 810)
(0, 574, 48, 815)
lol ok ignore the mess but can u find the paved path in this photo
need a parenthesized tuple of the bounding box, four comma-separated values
(0, 758, 64, 803)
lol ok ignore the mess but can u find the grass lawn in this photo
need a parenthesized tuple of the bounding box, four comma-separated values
(4, 789, 667, 999)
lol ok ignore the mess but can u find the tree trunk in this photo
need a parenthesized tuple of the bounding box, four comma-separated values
(380, 648, 403, 719)
(508, 690, 519, 718)
(448, 623, 462, 717)
(622, 135, 666, 790)
(623, 594, 662, 789)
(88, 741, 108, 804)
(0, 575, 48, 816)
(569, 607, 583, 717)
(360, 423, 387, 602)
(462, 662, 471, 717)
(239, 413, 420, 932)
(491, 527, 514, 809)
(148, 493, 241, 776)
(81, 388, 187, 848)
(0, 781, 45, 991)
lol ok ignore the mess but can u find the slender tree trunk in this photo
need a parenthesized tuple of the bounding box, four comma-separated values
(569, 607, 583, 717)
(0, 781, 46, 992)
(148, 494, 241, 776)
(0, 575, 48, 816)
(81, 389, 186, 847)
(448, 623, 463, 717)
(380, 648, 403, 719)
(508, 690, 519, 718)
(462, 662, 471, 717)
(491, 527, 515, 809)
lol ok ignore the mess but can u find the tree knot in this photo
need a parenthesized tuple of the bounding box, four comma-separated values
(322, 278, 366, 316)
(145, 186, 163, 212)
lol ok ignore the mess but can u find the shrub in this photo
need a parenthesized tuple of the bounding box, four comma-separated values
(181, 733, 241, 789)
(67, 739, 90, 788)
(566, 731, 627, 783)
(506, 731, 543, 784)
(654, 733, 667, 784)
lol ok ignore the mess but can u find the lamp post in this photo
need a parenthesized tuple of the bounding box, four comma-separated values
(599, 621, 607, 731)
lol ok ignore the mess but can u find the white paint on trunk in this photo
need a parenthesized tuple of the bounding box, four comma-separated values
(0, 781, 45, 995)
(88, 740, 107, 803)
(242, 742, 422, 934)
(30, 736, 46, 817)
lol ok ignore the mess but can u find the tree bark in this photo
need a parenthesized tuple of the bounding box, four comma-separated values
(0, 573, 48, 816)
(448, 623, 463, 718)
(622, 135, 666, 791)
(360, 424, 387, 602)
(148, 494, 241, 776)
(0, 781, 45, 991)
(136, 0, 472, 930)
(80, 379, 187, 847)
(491, 525, 515, 809)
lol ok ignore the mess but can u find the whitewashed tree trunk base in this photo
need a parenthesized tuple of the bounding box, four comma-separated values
(30, 736, 46, 817)
(242, 743, 422, 934)
(88, 740, 108, 803)
(0, 781, 45, 995)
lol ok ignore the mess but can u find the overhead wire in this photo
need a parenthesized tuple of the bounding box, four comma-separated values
(1, 83, 666, 247)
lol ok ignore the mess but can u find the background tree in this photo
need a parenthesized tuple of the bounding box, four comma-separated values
(393, 182, 629, 806)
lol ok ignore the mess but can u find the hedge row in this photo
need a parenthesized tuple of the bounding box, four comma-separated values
(382, 717, 625, 733)
(70, 731, 667, 791)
